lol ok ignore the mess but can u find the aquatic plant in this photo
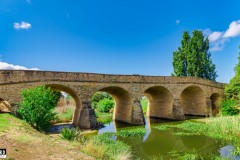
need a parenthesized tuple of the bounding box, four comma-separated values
(116, 128, 146, 138)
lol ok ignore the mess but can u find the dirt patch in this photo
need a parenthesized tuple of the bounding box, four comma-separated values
(0, 133, 94, 160)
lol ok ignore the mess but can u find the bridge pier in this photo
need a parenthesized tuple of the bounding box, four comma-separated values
(172, 99, 185, 119)
(131, 99, 145, 125)
(206, 97, 213, 116)
(78, 101, 97, 129)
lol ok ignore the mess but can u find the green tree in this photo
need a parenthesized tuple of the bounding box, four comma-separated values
(225, 46, 240, 99)
(97, 98, 115, 113)
(172, 30, 217, 80)
(53, 90, 62, 101)
(18, 86, 59, 131)
(91, 92, 113, 109)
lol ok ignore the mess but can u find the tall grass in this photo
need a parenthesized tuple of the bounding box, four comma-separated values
(53, 106, 74, 123)
(61, 128, 81, 141)
(82, 132, 132, 160)
(164, 115, 240, 145)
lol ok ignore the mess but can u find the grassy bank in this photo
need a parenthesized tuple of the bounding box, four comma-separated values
(0, 113, 94, 160)
(82, 132, 132, 160)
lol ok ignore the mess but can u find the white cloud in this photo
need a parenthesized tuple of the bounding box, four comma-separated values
(203, 29, 212, 36)
(223, 20, 240, 38)
(0, 62, 39, 70)
(203, 29, 227, 52)
(209, 38, 229, 52)
(208, 31, 223, 42)
(14, 21, 31, 30)
(202, 20, 240, 52)
(176, 20, 180, 25)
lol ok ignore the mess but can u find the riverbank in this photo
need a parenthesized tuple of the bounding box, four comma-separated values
(0, 114, 94, 160)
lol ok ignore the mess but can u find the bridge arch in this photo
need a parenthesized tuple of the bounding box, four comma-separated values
(0, 98, 11, 113)
(45, 84, 81, 126)
(210, 93, 221, 116)
(144, 86, 174, 119)
(95, 86, 133, 124)
(180, 85, 206, 116)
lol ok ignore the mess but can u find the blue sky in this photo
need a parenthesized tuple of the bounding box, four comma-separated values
(0, 0, 240, 83)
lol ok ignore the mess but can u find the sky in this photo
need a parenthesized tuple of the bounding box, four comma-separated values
(0, 0, 240, 83)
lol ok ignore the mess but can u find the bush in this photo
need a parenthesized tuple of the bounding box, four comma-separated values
(61, 128, 81, 141)
(91, 92, 113, 109)
(220, 99, 240, 116)
(18, 86, 59, 131)
(97, 98, 114, 113)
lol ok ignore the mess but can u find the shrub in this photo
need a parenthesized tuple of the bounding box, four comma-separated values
(220, 99, 240, 116)
(18, 86, 59, 131)
(97, 98, 114, 113)
(91, 92, 113, 109)
(61, 128, 81, 141)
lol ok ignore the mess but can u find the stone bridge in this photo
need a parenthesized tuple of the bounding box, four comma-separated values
(0, 70, 225, 129)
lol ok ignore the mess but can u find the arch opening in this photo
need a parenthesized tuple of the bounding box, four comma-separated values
(92, 86, 133, 124)
(180, 86, 206, 116)
(144, 86, 174, 119)
(91, 91, 115, 124)
(0, 98, 11, 113)
(210, 93, 221, 116)
(140, 96, 149, 116)
(46, 84, 81, 126)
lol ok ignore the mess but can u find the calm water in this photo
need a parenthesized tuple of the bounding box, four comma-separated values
(98, 118, 224, 159)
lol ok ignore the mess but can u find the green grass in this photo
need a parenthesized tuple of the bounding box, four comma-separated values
(153, 125, 171, 131)
(95, 110, 113, 124)
(116, 127, 146, 138)
(141, 97, 148, 114)
(53, 106, 74, 123)
(82, 132, 132, 160)
(0, 114, 10, 132)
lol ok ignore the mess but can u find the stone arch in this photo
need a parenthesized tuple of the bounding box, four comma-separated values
(210, 93, 221, 116)
(96, 86, 133, 124)
(144, 86, 174, 119)
(0, 98, 11, 113)
(45, 84, 81, 126)
(180, 85, 206, 116)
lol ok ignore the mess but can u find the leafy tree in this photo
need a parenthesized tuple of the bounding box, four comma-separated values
(18, 86, 59, 131)
(53, 91, 62, 101)
(225, 46, 240, 99)
(97, 98, 115, 113)
(219, 98, 239, 116)
(172, 30, 217, 80)
(91, 92, 113, 109)
(221, 46, 240, 116)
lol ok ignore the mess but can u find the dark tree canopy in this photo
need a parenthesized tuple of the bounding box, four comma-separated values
(172, 30, 217, 81)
